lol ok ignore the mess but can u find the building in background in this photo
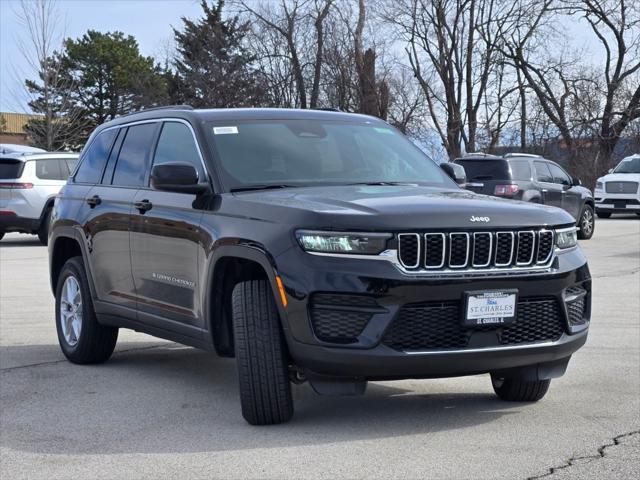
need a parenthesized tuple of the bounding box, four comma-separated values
(0, 112, 43, 146)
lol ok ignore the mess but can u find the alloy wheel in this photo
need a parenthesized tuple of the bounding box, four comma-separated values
(581, 208, 594, 237)
(60, 275, 83, 346)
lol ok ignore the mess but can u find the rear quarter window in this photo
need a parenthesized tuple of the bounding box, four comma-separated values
(0, 159, 26, 179)
(35, 159, 64, 180)
(508, 160, 532, 181)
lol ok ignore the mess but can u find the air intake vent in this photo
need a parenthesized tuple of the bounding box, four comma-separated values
(449, 233, 469, 268)
(472, 232, 492, 267)
(516, 231, 535, 265)
(398, 233, 420, 268)
(537, 231, 554, 263)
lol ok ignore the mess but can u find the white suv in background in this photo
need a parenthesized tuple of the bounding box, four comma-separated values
(0, 151, 79, 244)
(594, 154, 640, 218)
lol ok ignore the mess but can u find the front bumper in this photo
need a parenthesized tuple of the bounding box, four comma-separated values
(276, 245, 591, 379)
(594, 194, 640, 213)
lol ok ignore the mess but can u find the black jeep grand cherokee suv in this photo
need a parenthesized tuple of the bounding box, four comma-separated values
(49, 107, 590, 425)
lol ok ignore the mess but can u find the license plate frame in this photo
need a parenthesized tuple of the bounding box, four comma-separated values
(463, 290, 518, 327)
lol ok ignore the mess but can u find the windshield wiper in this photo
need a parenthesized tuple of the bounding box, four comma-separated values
(230, 184, 299, 193)
(348, 181, 419, 186)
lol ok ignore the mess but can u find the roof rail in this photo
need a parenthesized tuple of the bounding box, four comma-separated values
(316, 107, 343, 112)
(462, 152, 500, 158)
(117, 105, 194, 119)
(504, 152, 542, 158)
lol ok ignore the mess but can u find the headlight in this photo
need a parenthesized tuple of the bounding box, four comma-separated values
(595, 181, 603, 190)
(296, 230, 391, 255)
(555, 228, 578, 249)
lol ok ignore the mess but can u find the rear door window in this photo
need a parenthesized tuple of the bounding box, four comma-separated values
(508, 160, 532, 181)
(454, 159, 510, 180)
(534, 161, 553, 183)
(0, 159, 25, 179)
(75, 129, 118, 184)
(112, 123, 158, 187)
(35, 159, 64, 180)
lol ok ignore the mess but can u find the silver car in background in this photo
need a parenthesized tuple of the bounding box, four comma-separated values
(0, 151, 79, 244)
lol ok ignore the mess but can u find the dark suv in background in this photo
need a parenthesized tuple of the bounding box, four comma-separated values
(454, 153, 595, 239)
(49, 107, 591, 425)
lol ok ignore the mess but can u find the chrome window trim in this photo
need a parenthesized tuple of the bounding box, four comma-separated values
(448, 232, 470, 268)
(516, 230, 536, 266)
(424, 233, 446, 268)
(397, 233, 421, 269)
(472, 232, 493, 268)
(73, 117, 209, 185)
(495, 231, 515, 267)
(537, 229, 555, 264)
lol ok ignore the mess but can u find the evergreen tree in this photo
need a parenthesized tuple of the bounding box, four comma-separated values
(173, 0, 265, 107)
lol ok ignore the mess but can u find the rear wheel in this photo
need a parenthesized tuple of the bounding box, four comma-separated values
(596, 211, 611, 219)
(55, 256, 118, 364)
(491, 374, 550, 402)
(232, 279, 293, 425)
(577, 204, 595, 239)
(37, 208, 52, 245)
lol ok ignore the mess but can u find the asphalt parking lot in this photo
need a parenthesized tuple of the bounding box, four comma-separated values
(1, 216, 639, 480)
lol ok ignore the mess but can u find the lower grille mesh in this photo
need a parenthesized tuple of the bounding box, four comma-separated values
(382, 297, 565, 351)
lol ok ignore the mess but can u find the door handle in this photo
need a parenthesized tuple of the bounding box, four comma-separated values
(86, 195, 101, 208)
(134, 199, 153, 213)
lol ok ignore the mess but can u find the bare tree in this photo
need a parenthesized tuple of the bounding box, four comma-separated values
(16, 0, 84, 150)
(384, 0, 518, 159)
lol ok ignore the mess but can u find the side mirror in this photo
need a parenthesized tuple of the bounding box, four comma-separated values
(441, 162, 467, 185)
(150, 163, 208, 194)
(608, 168, 613, 173)
(572, 176, 582, 187)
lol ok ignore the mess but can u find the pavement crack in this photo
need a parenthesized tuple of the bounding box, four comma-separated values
(526, 430, 640, 479)
(0, 344, 168, 373)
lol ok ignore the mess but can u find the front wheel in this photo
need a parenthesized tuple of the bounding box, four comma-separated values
(491, 374, 550, 402)
(232, 279, 293, 425)
(577, 205, 595, 239)
(55, 256, 118, 364)
(596, 211, 612, 219)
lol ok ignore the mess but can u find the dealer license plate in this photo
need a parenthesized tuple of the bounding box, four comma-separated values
(464, 290, 517, 326)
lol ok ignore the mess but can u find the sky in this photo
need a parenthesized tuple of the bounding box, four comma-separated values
(0, 0, 603, 113)
(0, 0, 203, 112)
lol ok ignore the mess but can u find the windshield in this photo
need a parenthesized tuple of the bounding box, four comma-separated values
(454, 159, 510, 181)
(205, 120, 454, 191)
(613, 157, 640, 174)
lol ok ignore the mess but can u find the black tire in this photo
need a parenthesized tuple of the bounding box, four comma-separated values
(577, 204, 595, 240)
(37, 208, 51, 245)
(55, 256, 118, 364)
(232, 279, 293, 425)
(596, 211, 612, 219)
(0, 232, 4, 241)
(491, 374, 550, 402)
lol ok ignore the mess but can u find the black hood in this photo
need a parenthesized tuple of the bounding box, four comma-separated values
(226, 185, 575, 230)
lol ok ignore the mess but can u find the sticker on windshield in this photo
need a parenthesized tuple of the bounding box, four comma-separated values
(213, 126, 239, 135)
(374, 127, 393, 135)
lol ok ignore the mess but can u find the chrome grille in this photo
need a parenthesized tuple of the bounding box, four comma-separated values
(605, 181, 638, 194)
(397, 229, 555, 271)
